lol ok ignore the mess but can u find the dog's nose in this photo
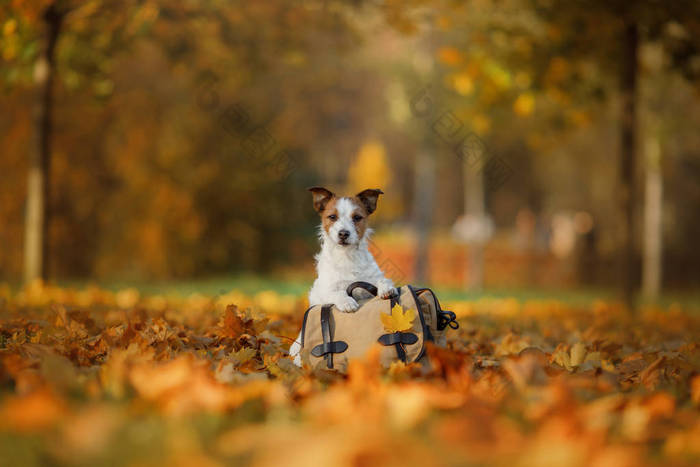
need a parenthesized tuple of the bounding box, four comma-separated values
(338, 230, 350, 240)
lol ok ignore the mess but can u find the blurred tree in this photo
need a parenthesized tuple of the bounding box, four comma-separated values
(642, 112, 662, 300)
(1, 0, 370, 280)
(2, 0, 153, 283)
(2, 0, 700, 290)
(387, 0, 700, 296)
(23, 2, 65, 284)
(427, 1, 541, 290)
(530, 0, 700, 306)
(425, 0, 700, 302)
(414, 9, 437, 285)
(413, 141, 436, 284)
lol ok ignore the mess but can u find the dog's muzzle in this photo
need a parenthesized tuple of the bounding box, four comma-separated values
(337, 230, 351, 245)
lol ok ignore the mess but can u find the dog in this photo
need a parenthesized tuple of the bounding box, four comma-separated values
(289, 187, 397, 366)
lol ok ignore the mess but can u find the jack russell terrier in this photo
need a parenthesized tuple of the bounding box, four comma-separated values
(289, 187, 397, 366)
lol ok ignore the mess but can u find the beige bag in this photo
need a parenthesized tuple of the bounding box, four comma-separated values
(298, 282, 458, 372)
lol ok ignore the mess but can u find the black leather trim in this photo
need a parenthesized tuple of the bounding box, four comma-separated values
(395, 343, 407, 362)
(415, 287, 459, 331)
(378, 332, 419, 346)
(407, 285, 428, 361)
(377, 331, 417, 363)
(346, 281, 378, 298)
(415, 287, 440, 314)
(311, 341, 348, 357)
(300, 305, 314, 348)
(320, 304, 332, 368)
(438, 310, 459, 330)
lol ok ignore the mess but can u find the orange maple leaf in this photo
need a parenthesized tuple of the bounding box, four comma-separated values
(219, 305, 245, 338)
(380, 304, 415, 333)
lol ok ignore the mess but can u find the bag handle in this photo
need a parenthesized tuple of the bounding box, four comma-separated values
(346, 281, 378, 298)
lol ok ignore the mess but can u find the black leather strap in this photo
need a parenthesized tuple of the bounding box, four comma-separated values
(346, 281, 378, 298)
(311, 341, 348, 357)
(378, 332, 418, 346)
(377, 331, 418, 363)
(321, 304, 333, 368)
(395, 342, 406, 362)
(299, 305, 313, 348)
(311, 304, 349, 369)
(437, 310, 459, 330)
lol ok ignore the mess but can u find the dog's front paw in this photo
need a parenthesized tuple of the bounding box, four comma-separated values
(335, 295, 360, 313)
(378, 285, 398, 299)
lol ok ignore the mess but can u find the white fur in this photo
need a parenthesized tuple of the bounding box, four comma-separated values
(324, 198, 361, 247)
(289, 197, 396, 366)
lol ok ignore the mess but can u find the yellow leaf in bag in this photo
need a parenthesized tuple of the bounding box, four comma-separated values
(381, 304, 415, 333)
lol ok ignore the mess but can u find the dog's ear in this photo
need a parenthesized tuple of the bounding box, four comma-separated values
(355, 189, 384, 215)
(308, 187, 335, 213)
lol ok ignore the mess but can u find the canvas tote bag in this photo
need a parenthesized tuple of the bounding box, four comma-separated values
(298, 282, 458, 372)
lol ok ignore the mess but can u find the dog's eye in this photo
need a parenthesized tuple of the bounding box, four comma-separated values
(328, 214, 337, 221)
(353, 215, 363, 222)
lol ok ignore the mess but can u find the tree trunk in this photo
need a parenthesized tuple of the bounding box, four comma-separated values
(464, 161, 485, 291)
(642, 123, 662, 300)
(24, 5, 63, 284)
(413, 145, 435, 284)
(619, 21, 639, 308)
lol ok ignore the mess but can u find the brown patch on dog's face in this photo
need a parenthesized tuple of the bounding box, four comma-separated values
(348, 197, 370, 240)
(320, 196, 340, 235)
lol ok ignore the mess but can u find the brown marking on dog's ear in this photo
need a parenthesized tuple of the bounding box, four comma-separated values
(308, 187, 335, 214)
(355, 189, 384, 215)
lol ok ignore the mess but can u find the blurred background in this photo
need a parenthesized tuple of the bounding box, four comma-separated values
(2, 0, 700, 305)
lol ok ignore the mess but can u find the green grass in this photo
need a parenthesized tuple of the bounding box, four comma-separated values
(59, 274, 312, 297)
(46, 274, 700, 311)
(434, 286, 700, 311)
(432, 285, 617, 306)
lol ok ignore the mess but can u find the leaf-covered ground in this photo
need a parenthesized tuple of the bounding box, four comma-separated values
(0, 283, 699, 466)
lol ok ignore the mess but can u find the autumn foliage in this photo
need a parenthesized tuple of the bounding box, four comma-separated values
(0, 283, 698, 466)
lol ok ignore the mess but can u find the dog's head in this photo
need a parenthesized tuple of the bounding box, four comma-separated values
(308, 187, 383, 247)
